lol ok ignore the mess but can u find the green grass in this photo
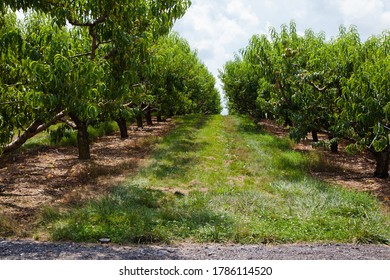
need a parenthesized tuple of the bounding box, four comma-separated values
(41, 115, 390, 244)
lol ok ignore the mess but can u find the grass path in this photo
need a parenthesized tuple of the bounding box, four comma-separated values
(43, 115, 390, 244)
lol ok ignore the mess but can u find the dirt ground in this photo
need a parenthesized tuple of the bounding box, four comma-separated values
(0, 120, 175, 236)
(0, 118, 389, 238)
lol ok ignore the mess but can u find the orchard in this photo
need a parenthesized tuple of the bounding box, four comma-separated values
(220, 21, 390, 178)
(0, 0, 221, 161)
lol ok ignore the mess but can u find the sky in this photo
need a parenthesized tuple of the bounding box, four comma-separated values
(172, 0, 390, 112)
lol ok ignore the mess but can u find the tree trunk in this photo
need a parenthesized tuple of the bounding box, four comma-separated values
(145, 106, 153, 126)
(0, 156, 6, 168)
(284, 114, 293, 127)
(116, 117, 128, 139)
(157, 112, 163, 122)
(328, 134, 338, 153)
(77, 121, 90, 160)
(312, 131, 319, 142)
(1, 111, 66, 156)
(136, 112, 143, 128)
(330, 142, 338, 153)
(69, 113, 91, 160)
(372, 147, 390, 179)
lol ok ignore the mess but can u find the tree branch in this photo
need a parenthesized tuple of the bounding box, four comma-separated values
(4, 82, 27, 88)
(142, 104, 151, 112)
(274, 74, 290, 104)
(89, 25, 98, 61)
(308, 81, 328, 92)
(97, 40, 113, 48)
(123, 102, 134, 107)
(69, 52, 92, 59)
(2, 111, 66, 155)
(68, 15, 107, 27)
(60, 118, 77, 129)
(0, 100, 24, 105)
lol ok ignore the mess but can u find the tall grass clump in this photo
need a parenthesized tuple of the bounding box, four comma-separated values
(0, 215, 15, 237)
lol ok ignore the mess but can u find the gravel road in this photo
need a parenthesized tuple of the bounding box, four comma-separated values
(1, 239, 389, 260)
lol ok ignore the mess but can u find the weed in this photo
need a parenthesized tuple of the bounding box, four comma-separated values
(0, 215, 18, 237)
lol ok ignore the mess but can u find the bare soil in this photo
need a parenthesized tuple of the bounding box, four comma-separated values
(0, 120, 175, 236)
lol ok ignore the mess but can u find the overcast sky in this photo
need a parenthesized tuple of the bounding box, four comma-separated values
(173, 0, 390, 108)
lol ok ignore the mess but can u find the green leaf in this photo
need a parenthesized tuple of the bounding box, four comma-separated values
(372, 135, 389, 152)
(87, 105, 99, 119)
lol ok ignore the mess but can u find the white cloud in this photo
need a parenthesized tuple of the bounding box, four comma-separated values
(329, 0, 390, 38)
(336, 0, 384, 19)
(173, 0, 390, 112)
(226, 0, 260, 26)
(173, 0, 255, 78)
(382, 11, 390, 24)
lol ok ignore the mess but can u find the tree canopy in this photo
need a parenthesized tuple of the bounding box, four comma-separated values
(220, 21, 390, 178)
(1, 1, 222, 161)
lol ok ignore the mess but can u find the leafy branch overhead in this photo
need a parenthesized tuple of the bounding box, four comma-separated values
(0, 1, 221, 160)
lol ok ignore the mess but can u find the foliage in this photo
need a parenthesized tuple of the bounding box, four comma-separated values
(1, 0, 221, 161)
(341, 33, 390, 150)
(149, 33, 222, 117)
(221, 21, 390, 178)
(219, 55, 261, 117)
